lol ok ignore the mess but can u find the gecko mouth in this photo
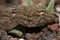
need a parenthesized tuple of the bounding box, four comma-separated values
(14, 24, 47, 33)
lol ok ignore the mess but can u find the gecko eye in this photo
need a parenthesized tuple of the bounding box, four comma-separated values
(39, 12, 46, 16)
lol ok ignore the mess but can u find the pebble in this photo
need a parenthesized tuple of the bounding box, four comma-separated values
(48, 23, 58, 31)
(18, 38, 24, 40)
(31, 33, 40, 39)
(52, 38, 57, 40)
(55, 5, 60, 12)
(57, 28, 60, 36)
(9, 38, 17, 40)
(25, 33, 32, 38)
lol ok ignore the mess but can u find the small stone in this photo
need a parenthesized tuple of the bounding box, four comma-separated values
(18, 38, 24, 40)
(31, 33, 40, 39)
(57, 28, 60, 31)
(8, 35, 12, 38)
(57, 36, 60, 40)
(42, 28, 48, 32)
(12, 14, 16, 17)
(10, 38, 17, 40)
(52, 38, 57, 40)
(27, 38, 33, 40)
(17, 32, 23, 37)
(57, 28, 60, 36)
(25, 33, 32, 38)
(48, 23, 58, 31)
(55, 5, 60, 12)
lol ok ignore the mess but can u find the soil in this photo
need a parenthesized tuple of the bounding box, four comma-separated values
(7, 24, 60, 40)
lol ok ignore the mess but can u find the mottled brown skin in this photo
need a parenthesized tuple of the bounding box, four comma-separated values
(0, 5, 58, 28)
(15, 6, 58, 27)
(0, 0, 58, 29)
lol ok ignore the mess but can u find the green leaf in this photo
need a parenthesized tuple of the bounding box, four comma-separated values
(9, 29, 22, 35)
(47, 0, 55, 13)
(25, 0, 33, 6)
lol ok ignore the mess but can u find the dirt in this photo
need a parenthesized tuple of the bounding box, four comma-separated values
(7, 24, 60, 40)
